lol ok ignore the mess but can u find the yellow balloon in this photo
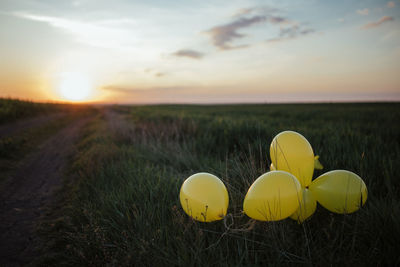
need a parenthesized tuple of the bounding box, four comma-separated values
(270, 163, 276, 171)
(179, 173, 229, 222)
(243, 171, 302, 221)
(309, 170, 368, 214)
(271, 157, 321, 172)
(290, 188, 317, 223)
(270, 131, 314, 187)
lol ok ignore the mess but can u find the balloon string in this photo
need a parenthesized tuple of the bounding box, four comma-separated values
(223, 213, 234, 230)
(204, 213, 259, 250)
(204, 213, 233, 250)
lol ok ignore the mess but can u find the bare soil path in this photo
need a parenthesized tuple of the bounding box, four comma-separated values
(0, 114, 94, 266)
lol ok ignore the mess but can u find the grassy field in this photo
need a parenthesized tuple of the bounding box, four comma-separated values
(0, 98, 73, 124)
(34, 102, 400, 266)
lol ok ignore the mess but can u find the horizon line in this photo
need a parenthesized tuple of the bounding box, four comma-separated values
(1, 96, 400, 106)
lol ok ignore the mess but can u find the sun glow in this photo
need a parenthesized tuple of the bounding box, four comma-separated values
(58, 72, 93, 101)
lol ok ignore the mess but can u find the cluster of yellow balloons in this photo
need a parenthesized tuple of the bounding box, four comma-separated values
(179, 131, 368, 223)
(267, 131, 368, 222)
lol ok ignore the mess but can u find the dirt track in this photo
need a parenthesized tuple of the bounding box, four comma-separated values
(0, 115, 93, 266)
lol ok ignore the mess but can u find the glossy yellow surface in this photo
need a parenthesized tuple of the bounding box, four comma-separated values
(270, 131, 315, 187)
(309, 170, 367, 214)
(179, 173, 229, 222)
(243, 171, 302, 221)
(271, 157, 322, 172)
(290, 188, 317, 223)
(270, 163, 276, 171)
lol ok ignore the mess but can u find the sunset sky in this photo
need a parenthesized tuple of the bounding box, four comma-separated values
(0, 0, 399, 103)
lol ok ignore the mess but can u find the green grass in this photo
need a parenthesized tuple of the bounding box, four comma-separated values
(39, 103, 400, 266)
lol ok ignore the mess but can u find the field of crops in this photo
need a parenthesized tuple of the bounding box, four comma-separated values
(34, 103, 400, 266)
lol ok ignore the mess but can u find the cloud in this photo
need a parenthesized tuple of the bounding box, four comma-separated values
(205, 15, 267, 50)
(269, 16, 290, 24)
(387, 1, 395, 8)
(102, 85, 182, 93)
(142, 68, 167, 77)
(362, 16, 394, 29)
(102, 86, 191, 103)
(232, 8, 254, 18)
(232, 6, 279, 18)
(102, 85, 135, 93)
(205, 10, 289, 50)
(204, 6, 314, 49)
(171, 49, 204, 59)
(11, 12, 134, 50)
(266, 24, 315, 43)
(155, 72, 166, 77)
(357, 8, 369, 15)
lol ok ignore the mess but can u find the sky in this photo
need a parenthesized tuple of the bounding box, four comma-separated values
(0, 0, 399, 103)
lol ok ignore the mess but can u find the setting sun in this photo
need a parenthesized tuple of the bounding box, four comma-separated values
(58, 72, 92, 102)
